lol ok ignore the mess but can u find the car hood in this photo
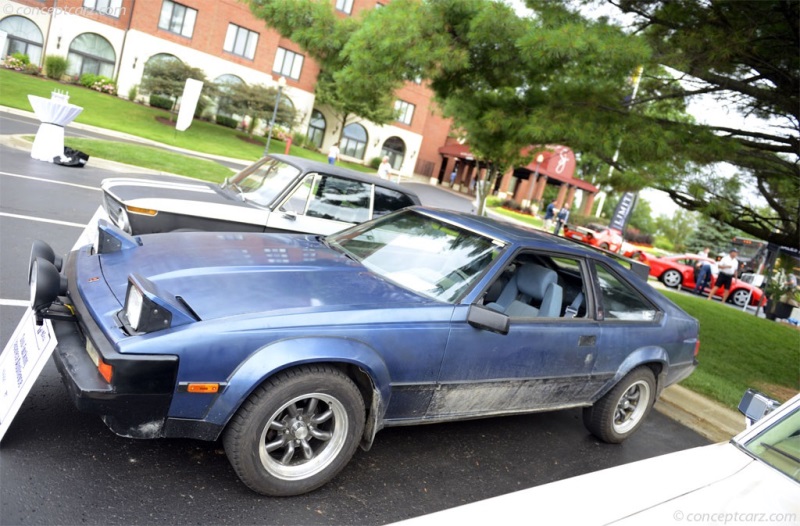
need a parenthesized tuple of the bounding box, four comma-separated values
(102, 177, 256, 214)
(99, 232, 427, 320)
(394, 442, 800, 525)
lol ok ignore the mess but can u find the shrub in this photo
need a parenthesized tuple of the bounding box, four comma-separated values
(3, 54, 27, 70)
(44, 55, 68, 80)
(79, 74, 116, 95)
(291, 131, 312, 149)
(149, 94, 174, 110)
(216, 115, 238, 129)
(23, 63, 40, 76)
(11, 52, 30, 65)
(128, 84, 138, 101)
(369, 157, 382, 169)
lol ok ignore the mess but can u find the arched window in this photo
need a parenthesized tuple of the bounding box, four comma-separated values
(341, 123, 367, 160)
(213, 74, 244, 117)
(67, 33, 116, 78)
(306, 110, 326, 148)
(0, 16, 43, 65)
(381, 136, 406, 170)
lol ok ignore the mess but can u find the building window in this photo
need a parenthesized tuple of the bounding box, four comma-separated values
(0, 16, 43, 65)
(224, 24, 258, 60)
(158, 1, 197, 38)
(341, 123, 367, 160)
(335, 0, 354, 14)
(66, 33, 116, 78)
(82, 0, 124, 18)
(273, 47, 304, 80)
(306, 109, 326, 148)
(394, 100, 414, 125)
(213, 74, 245, 118)
(381, 136, 406, 170)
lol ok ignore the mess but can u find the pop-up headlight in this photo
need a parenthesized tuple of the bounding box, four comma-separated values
(122, 274, 198, 334)
(96, 219, 140, 254)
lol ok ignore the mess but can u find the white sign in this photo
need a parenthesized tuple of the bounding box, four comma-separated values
(175, 78, 204, 132)
(0, 309, 58, 441)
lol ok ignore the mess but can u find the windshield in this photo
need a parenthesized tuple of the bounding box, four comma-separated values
(743, 407, 800, 482)
(328, 210, 505, 302)
(225, 158, 302, 207)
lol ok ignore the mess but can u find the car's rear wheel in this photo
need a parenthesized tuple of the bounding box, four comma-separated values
(661, 269, 682, 288)
(583, 367, 656, 443)
(223, 365, 365, 496)
(729, 288, 751, 307)
(599, 242, 610, 250)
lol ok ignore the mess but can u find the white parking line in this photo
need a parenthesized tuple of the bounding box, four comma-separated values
(0, 299, 28, 307)
(0, 212, 86, 228)
(0, 171, 101, 191)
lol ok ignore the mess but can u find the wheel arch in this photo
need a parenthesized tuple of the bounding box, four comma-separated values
(203, 337, 391, 446)
(592, 348, 669, 403)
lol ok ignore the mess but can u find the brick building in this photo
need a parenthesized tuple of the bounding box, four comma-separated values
(0, 0, 452, 178)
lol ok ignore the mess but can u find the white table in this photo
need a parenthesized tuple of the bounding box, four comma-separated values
(28, 94, 83, 162)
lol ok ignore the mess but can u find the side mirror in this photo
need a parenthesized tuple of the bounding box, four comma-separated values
(738, 389, 780, 427)
(467, 304, 509, 335)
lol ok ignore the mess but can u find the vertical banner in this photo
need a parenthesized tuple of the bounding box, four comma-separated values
(175, 78, 204, 132)
(609, 191, 638, 232)
(0, 309, 57, 441)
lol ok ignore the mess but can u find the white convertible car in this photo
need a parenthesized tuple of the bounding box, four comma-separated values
(397, 390, 800, 525)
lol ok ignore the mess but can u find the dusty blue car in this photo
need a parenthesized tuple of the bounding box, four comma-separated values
(28, 207, 698, 496)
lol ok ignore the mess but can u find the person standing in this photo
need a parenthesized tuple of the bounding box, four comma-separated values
(553, 204, 570, 235)
(377, 156, 391, 180)
(543, 200, 558, 231)
(328, 143, 340, 165)
(707, 249, 739, 303)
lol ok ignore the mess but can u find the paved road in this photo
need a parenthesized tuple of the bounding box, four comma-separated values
(0, 128, 709, 525)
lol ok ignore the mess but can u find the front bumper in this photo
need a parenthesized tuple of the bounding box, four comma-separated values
(51, 249, 179, 438)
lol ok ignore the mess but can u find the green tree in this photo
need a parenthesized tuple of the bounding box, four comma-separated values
(530, 0, 799, 248)
(246, 0, 397, 142)
(654, 210, 697, 253)
(141, 58, 210, 116)
(219, 82, 298, 136)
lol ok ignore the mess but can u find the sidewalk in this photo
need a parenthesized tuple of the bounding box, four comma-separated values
(1, 107, 746, 445)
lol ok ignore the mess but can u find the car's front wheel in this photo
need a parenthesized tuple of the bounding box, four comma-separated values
(661, 269, 682, 288)
(729, 288, 751, 307)
(223, 365, 365, 496)
(583, 367, 656, 443)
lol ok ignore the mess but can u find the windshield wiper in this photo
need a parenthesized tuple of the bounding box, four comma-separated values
(760, 442, 800, 464)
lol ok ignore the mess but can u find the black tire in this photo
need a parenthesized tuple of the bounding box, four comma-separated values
(223, 365, 365, 496)
(583, 367, 656, 443)
(661, 269, 682, 289)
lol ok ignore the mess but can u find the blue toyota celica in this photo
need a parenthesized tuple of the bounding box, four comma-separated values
(28, 206, 698, 496)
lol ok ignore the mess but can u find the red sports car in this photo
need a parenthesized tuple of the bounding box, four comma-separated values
(562, 223, 624, 253)
(638, 253, 764, 307)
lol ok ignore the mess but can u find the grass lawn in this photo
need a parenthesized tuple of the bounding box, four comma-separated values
(661, 289, 800, 409)
(1, 69, 374, 174)
(63, 138, 234, 182)
(489, 206, 545, 229)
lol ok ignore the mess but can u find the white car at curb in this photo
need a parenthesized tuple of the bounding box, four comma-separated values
(395, 391, 800, 525)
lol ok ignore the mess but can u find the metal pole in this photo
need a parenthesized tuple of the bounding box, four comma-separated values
(263, 84, 283, 157)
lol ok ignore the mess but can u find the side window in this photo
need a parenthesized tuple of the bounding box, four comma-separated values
(373, 187, 416, 218)
(281, 174, 314, 214)
(481, 253, 588, 319)
(595, 263, 658, 321)
(306, 175, 371, 224)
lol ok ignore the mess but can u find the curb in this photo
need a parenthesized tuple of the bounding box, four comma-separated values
(656, 384, 745, 443)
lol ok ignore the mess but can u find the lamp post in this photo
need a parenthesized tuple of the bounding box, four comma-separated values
(525, 153, 545, 210)
(263, 76, 287, 157)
